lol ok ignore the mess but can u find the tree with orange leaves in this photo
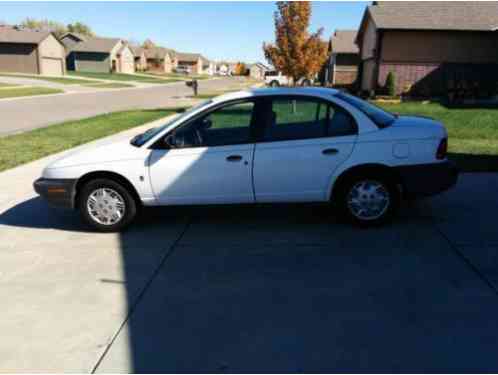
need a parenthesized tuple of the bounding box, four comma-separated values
(263, 2, 328, 85)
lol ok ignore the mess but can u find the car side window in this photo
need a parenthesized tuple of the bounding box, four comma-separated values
(328, 106, 358, 137)
(172, 101, 255, 148)
(264, 98, 328, 142)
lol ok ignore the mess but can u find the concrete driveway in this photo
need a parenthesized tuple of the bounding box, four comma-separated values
(0, 77, 247, 136)
(1, 123, 498, 372)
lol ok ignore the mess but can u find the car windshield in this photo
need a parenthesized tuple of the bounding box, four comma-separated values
(130, 100, 213, 147)
(336, 92, 396, 128)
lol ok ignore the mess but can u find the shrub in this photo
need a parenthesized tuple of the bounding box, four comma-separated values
(386, 71, 396, 97)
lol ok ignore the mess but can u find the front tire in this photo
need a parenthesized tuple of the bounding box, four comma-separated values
(335, 173, 399, 226)
(78, 178, 137, 232)
(269, 80, 280, 87)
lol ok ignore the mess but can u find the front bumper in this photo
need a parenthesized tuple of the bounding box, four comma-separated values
(395, 161, 459, 198)
(33, 178, 77, 209)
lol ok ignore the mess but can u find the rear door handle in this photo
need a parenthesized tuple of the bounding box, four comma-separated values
(322, 148, 339, 155)
(226, 155, 243, 162)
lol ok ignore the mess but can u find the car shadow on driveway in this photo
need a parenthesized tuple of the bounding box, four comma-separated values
(4, 196, 498, 372)
(0, 197, 87, 231)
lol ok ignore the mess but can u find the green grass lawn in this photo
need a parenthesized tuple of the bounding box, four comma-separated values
(0, 82, 19, 88)
(0, 87, 63, 99)
(378, 102, 498, 172)
(68, 71, 179, 84)
(84, 82, 135, 89)
(0, 73, 99, 85)
(0, 108, 183, 172)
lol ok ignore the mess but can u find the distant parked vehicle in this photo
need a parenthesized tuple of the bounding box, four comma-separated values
(174, 66, 190, 75)
(265, 71, 313, 87)
(34, 87, 458, 231)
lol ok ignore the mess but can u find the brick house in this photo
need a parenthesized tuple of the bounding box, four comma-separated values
(325, 30, 360, 86)
(356, 1, 498, 96)
(175, 52, 204, 74)
(143, 46, 175, 73)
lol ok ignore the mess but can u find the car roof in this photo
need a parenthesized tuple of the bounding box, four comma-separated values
(212, 87, 340, 103)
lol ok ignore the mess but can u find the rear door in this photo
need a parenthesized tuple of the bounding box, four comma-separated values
(253, 96, 357, 203)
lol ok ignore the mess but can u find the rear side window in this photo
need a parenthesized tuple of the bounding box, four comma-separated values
(263, 97, 356, 142)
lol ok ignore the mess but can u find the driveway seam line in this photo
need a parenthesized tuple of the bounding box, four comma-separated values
(90, 218, 192, 373)
(433, 221, 498, 297)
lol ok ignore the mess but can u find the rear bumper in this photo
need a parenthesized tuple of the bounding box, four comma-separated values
(33, 178, 77, 209)
(395, 161, 459, 198)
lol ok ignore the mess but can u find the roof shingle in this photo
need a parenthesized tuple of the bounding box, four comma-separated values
(71, 37, 121, 53)
(331, 30, 359, 54)
(0, 25, 51, 44)
(369, 1, 498, 31)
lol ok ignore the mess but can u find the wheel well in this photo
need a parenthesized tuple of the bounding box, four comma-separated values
(74, 171, 141, 209)
(330, 164, 404, 201)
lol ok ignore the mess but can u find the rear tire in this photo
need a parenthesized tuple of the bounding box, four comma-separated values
(78, 178, 137, 232)
(335, 173, 399, 226)
(269, 80, 280, 87)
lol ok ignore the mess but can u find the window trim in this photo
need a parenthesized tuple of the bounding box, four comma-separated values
(256, 95, 358, 144)
(150, 98, 262, 149)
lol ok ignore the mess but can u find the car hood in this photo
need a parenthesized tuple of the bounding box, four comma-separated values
(46, 140, 144, 169)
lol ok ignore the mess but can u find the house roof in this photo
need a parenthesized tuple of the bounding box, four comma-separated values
(368, 1, 498, 31)
(143, 46, 175, 59)
(250, 62, 269, 70)
(71, 37, 121, 53)
(331, 30, 358, 54)
(129, 45, 145, 57)
(176, 52, 202, 63)
(60, 32, 88, 42)
(0, 25, 52, 44)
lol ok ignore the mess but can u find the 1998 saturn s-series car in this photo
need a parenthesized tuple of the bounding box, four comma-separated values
(34, 88, 458, 232)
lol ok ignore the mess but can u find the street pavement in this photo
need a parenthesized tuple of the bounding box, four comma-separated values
(0, 77, 246, 136)
(1, 122, 498, 372)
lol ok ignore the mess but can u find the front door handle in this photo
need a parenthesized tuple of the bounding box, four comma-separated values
(322, 148, 339, 155)
(226, 155, 243, 162)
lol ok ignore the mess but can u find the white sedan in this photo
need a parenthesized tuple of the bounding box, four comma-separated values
(34, 88, 458, 231)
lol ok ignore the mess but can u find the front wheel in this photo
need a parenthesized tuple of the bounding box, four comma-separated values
(78, 178, 137, 232)
(336, 174, 399, 226)
(269, 80, 280, 87)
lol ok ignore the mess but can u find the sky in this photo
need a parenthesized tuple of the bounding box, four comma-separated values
(0, 1, 369, 63)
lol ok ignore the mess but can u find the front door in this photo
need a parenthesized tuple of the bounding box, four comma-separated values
(253, 96, 357, 202)
(149, 100, 258, 205)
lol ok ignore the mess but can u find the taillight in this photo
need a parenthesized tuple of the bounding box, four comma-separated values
(436, 138, 447, 160)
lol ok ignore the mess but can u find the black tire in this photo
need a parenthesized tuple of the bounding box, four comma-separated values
(270, 80, 280, 87)
(301, 79, 311, 87)
(78, 178, 137, 232)
(335, 172, 400, 227)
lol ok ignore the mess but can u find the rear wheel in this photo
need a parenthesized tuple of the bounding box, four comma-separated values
(335, 173, 399, 226)
(78, 178, 137, 232)
(301, 79, 311, 86)
(269, 80, 280, 87)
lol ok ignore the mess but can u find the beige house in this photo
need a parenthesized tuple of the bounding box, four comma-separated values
(249, 62, 268, 80)
(0, 25, 66, 76)
(356, 1, 498, 96)
(175, 52, 204, 74)
(130, 45, 147, 71)
(144, 46, 175, 73)
(66, 36, 135, 74)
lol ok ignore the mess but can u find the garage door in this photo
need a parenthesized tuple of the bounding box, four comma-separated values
(41, 58, 63, 76)
(120, 55, 135, 74)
